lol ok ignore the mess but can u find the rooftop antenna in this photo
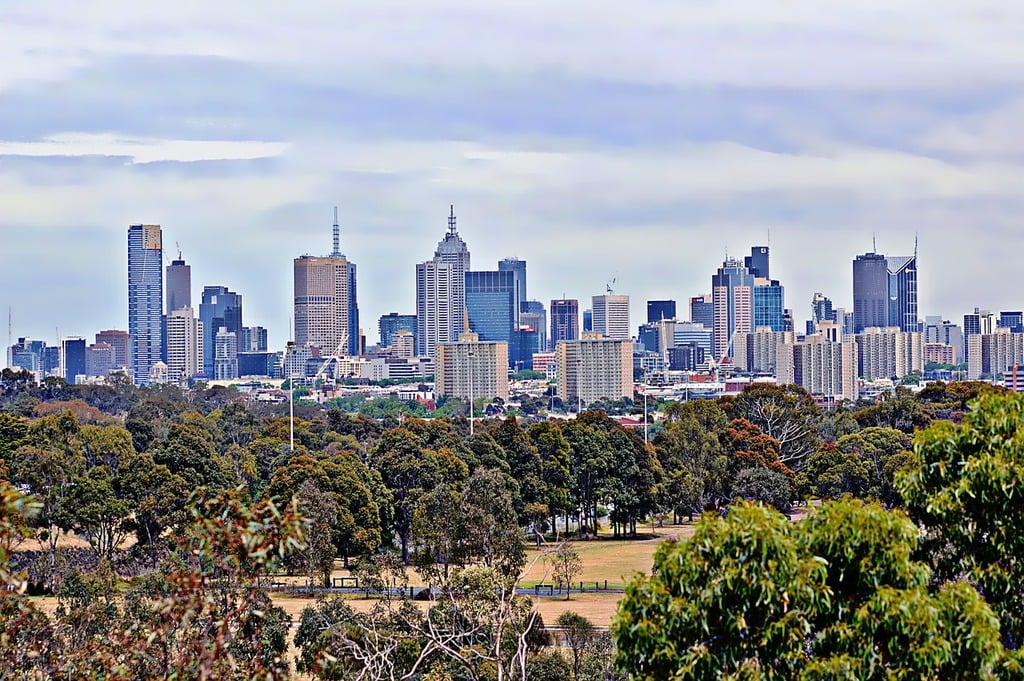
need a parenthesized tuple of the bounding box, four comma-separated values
(914, 232, 918, 260)
(7, 306, 11, 357)
(331, 206, 341, 257)
(872, 233, 877, 254)
(447, 204, 457, 235)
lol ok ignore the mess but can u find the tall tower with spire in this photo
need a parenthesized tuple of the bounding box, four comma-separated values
(416, 205, 471, 358)
(293, 208, 360, 358)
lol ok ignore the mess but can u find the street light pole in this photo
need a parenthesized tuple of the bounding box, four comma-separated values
(286, 341, 295, 451)
(643, 388, 649, 444)
(577, 356, 583, 415)
(468, 347, 475, 436)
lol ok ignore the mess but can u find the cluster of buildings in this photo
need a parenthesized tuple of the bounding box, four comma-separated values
(7, 210, 1024, 408)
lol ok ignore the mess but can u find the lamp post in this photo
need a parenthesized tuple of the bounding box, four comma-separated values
(577, 356, 584, 415)
(286, 341, 295, 451)
(467, 347, 475, 436)
(643, 387, 649, 444)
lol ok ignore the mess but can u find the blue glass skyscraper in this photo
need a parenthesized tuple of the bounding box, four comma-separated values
(128, 224, 163, 384)
(465, 270, 516, 345)
(199, 286, 243, 378)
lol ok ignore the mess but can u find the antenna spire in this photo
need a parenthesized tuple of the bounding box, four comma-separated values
(872, 233, 877, 254)
(447, 204, 457, 235)
(914, 232, 918, 259)
(331, 206, 341, 257)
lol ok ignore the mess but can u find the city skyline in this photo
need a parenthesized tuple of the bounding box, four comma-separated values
(4, 3, 1024, 344)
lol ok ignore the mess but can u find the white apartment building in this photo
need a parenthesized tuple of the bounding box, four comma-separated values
(166, 307, 204, 383)
(591, 294, 631, 340)
(556, 333, 634, 408)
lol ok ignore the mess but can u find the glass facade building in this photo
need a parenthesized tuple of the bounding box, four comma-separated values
(853, 252, 888, 333)
(753, 282, 785, 332)
(887, 255, 919, 332)
(128, 224, 164, 383)
(199, 286, 243, 378)
(379, 313, 417, 352)
(465, 270, 516, 348)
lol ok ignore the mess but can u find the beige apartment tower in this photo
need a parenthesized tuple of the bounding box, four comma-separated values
(435, 332, 509, 402)
(556, 333, 634, 409)
(294, 254, 356, 356)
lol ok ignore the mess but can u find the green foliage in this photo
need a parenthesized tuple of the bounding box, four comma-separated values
(899, 391, 1024, 649)
(613, 499, 1008, 680)
(548, 542, 583, 600)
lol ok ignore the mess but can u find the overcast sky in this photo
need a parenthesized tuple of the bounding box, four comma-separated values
(3, 1, 1024, 348)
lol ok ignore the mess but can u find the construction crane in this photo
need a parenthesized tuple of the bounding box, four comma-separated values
(606, 277, 616, 295)
(311, 334, 351, 386)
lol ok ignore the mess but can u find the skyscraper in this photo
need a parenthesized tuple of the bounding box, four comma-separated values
(647, 300, 676, 323)
(745, 246, 770, 279)
(711, 258, 755, 361)
(886, 254, 919, 332)
(753, 280, 785, 332)
(690, 294, 714, 329)
(95, 330, 130, 371)
(293, 210, 360, 357)
(166, 255, 191, 313)
(166, 307, 203, 383)
(128, 224, 163, 383)
(853, 252, 888, 333)
(199, 286, 243, 377)
(416, 205, 471, 358)
(465, 270, 516, 344)
(550, 299, 579, 348)
(498, 257, 526, 321)
(60, 337, 86, 383)
(591, 294, 631, 339)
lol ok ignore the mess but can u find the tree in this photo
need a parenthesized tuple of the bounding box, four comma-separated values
(548, 542, 583, 600)
(726, 383, 822, 470)
(612, 499, 1008, 680)
(732, 467, 793, 513)
(899, 391, 1024, 650)
(556, 611, 596, 681)
(798, 442, 871, 501)
(298, 479, 341, 587)
(654, 400, 729, 521)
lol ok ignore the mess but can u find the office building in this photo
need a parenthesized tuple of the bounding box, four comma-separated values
(999, 311, 1024, 333)
(550, 299, 579, 348)
(238, 352, 279, 378)
(8, 338, 44, 377)
(520, 303, 547, 355)
(753, 279, 785, 332)
(85, 343, 115, 378)
(199, 286, 243, 377)
(240, 326, 268, 353)
(294, 212, 360, 359)
(647, 300, 676, 324)
(128, 224, 163, 383)
(95, 330, 130, 371)
(166, 255, 191, 313)
(435, 332, 509, 401)
(674, 322, 713, 360)
(668, 344, 705, 371)
(811, 293, 833, 328)
(690, 294, 714, 329)
(583, 309, 592, 332)
(853, 252, 888, 333)
(166, 307, 204, 383)
(465, 270, 516, 344)
(60, 337, 86, 383)
(498, 257, 527, 318)
(887, 254, 920, 332)
(214, 327, 239, 380)
(745, 246, 770, 279)
(379, 313, 417, 353)
(591, 294, 631, 340)
(416, 205, 471, 359)
(556, 334, 634, 408)
(711, 258, 755, 361)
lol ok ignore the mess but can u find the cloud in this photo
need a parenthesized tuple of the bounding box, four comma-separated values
(2, 1, 1024, 346)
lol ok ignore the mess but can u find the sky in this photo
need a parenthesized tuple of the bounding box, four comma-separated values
(3, 1, 1024, 349)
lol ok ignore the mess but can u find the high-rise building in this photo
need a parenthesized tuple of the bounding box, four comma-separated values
(550, 299, 579, 348)
(811, 293, 834, 327)
(591, 294, 631, 339)
(887, 255, 920, 332)
(753, 279, 785, 332)
(733, 328, 796, 375)
(999, 311, 1024, 333)
(520, 301, 547, 354)
(582, 309, 592, 332)
(391, 330, 415, 358)
(128, 224, 163, 383)
(240, 326, 268, 353)
(199, 286, 242, 377)
(674, 322, 713, 360)
(465, 270, 516, 345)
(711, 258, 755, 361)
(95, 330, 130, 371)
(498, 257, 527, 319)
(853, 252, 888, 333)
(214, 327, 239, 380)
(416, 205, 471, 359)
(855, 327, 924, 380)
(647, 300, 676, 323)
(690, 294, 714, 328)
(556, 334, 634, 408)
(60, 337, 86, 383)
(85, 343, 115, 378)
(379, 313, 417, 353)
(435, 332, 509, 402)
(745, 246, 770, 279)
(166, 255, 191, 313)
(794, 335, 858, 404)
(294, 212, 359, 358)
(166, 307, 204, 383)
